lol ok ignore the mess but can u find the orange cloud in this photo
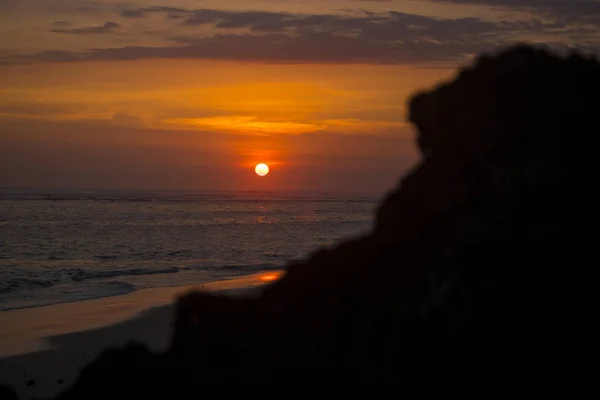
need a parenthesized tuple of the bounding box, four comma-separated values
(163, 115, 322, 135)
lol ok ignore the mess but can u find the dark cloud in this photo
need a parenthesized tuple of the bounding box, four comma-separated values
(117, 5, 599, 35)
(0, 0, 97, 14)
(178, 8, 520, 36)
(184, 9, 291, 28)
(114, 1, 600, 27)
(120, 9, 145, 18)
(3, 9, 598, 66)
(428, 0, 598, 10)
(51, 21, 121, 35)
(120, 6, 191, 19)
(0, 33, 531, 66)
(429, 0, 600, 25)
(168, 8, 572, 39)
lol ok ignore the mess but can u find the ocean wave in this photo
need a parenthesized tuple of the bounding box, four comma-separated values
(0, 263, 283, 311)
(167, 250, 191, 257)
(0, 281, 136, 312)
(0, 278, 55, 294)
(262, 253, 282, 259)
(93, 255, 119, 260)
(71, 266, 181, 282)
(214, 263, 281, 272)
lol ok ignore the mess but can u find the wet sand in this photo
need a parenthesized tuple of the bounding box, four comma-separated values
(0, 271, 282, 399)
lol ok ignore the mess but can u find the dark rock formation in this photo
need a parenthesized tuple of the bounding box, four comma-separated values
(0, 384, 19, 400)
(43, 44, 599, 396)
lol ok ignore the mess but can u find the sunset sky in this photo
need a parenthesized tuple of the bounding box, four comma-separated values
(1, 0, 598, 194)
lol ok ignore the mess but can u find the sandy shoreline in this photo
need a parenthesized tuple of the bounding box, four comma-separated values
(0, 271, 282, 399)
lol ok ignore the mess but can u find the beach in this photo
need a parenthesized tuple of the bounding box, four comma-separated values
(0, 271, 280, 399)
(0, 191, 372, 398)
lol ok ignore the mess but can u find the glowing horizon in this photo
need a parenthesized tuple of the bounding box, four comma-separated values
(1, 0, 597, 193)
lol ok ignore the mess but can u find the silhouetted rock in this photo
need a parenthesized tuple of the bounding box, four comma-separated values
(0, 384, 19, 400)
(36, 44, 598, 396)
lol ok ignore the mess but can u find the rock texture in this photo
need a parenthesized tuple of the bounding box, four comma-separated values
(23, 44, 599, 397)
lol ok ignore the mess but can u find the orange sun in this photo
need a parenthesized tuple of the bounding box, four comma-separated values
(255, 163, 269, 176)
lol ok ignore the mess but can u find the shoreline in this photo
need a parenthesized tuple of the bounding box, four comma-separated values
(0, 271, 282, 399)
(0, 263, 285, 313)
(0, 270, 282, 358)
(0, 268, 279, 313)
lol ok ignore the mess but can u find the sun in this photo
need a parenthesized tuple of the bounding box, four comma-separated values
(255, 163, 269, 177)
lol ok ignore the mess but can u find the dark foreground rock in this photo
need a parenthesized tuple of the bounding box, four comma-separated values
(18, 44, 599, 396)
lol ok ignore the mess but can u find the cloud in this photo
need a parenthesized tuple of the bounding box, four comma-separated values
(120, 9, 145, 18)
(114, 6, 567, 37)
(51, 21, 120, 35)
(161, 115, 408, 136)
(120, 6, 191, 19)
(428, 0, 600, 25)
(6, 33, 491, 65)
(0, 102, 88, 117)
(2, 8, 597, 66)
(163, 115, 322, 135)
(427, 0, 598, 11)
(51, 20, 72, 27)
(0, 0, 110, 16)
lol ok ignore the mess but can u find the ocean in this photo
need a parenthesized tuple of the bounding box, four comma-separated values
(0, 188, 377, 311)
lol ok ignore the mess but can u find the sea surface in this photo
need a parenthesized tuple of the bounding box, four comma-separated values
(0, 188, 377, 311)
